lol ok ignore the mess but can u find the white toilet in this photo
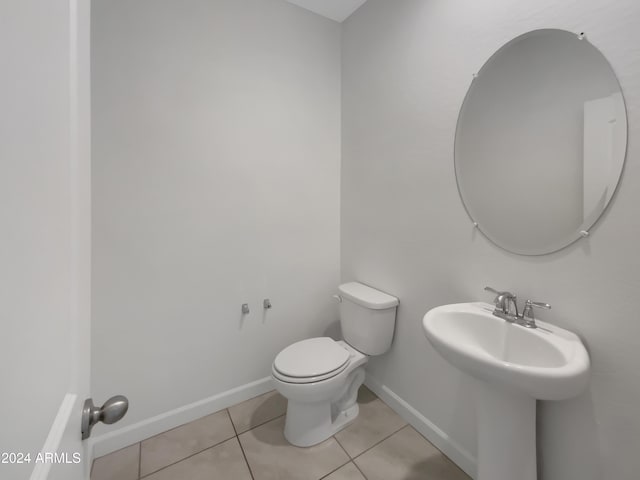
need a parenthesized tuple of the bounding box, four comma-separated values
(271, 281, 398, 447)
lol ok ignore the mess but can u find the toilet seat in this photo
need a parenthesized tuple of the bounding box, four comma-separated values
(273, 337, 350, 384)
(273, 361, 350, 384)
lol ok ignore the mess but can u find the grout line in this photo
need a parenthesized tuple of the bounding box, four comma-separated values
(237, 413, 286, 436)
(235, 436, 256, 480)
(317, 439, 353, 479)
(349, 423, 409, 461)
(133, 407, 230, 447)
(226, 409, 256, 480)
(138, 434, 237, 479)
(227, 408, 239, 437)
(318, 458, 352, 479)
(136, 405, 285, 478)
(351, 460, 368, 479)
(332, 396, 407, 461)
(333, 435, 350, 458)
(367, 386, 472, 476)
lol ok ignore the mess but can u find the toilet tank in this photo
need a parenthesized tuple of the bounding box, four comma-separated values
(338, 282, 399, 355)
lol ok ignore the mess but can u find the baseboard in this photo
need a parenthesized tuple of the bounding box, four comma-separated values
(30, 393, 78, 480)
(364, 375, 477, 479)
(90, 377, 274, 458)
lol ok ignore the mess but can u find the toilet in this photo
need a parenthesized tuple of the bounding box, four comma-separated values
(272, 281, 398, 447)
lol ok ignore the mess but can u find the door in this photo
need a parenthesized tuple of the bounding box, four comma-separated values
(0, 1, 91, 479)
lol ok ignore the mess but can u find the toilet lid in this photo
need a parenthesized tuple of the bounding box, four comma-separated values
(274, 337, 350, 378)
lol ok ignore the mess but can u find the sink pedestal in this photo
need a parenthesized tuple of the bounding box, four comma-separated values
(475, 380, 537, 480)
(423, 302, 590, 480)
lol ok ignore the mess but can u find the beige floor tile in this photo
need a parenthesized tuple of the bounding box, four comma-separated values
(91, 443, 139, 480)
(334, 397, 406, 458)
(354, 426, 470, 480)
(143, 437, 251, 480)
(140, 409, 236, 476)
(322, 462, 366, 480)
(239, 416, 349, 480)
(357, 385, 377, 404)
(228, 390, 288, 434)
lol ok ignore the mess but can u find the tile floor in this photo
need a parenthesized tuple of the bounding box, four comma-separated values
(91, 387, 470, 480)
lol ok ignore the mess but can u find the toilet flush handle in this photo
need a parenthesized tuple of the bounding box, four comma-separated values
(332, 294, 342, 303)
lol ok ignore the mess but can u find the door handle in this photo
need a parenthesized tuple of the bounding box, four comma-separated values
(81, 395, 129, 439)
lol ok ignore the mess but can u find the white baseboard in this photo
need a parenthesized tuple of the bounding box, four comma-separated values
(30, 393, 78, 480)
(364, 375, 477, 479)
(90, 377, 274, 459)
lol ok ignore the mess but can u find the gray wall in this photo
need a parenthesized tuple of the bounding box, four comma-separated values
(92, 0, 341, 429)
(0, 2, 83, 479)
(342, 0, 640, 479)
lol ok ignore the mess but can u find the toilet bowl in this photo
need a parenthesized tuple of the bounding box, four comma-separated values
(272, 339, 367, 447)
(272, 282, 398, 447)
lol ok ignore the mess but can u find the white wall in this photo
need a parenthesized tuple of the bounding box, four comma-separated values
(91, 0, 341, 430)
(0, 1, 90, 479)
(342, 1, 640, 479)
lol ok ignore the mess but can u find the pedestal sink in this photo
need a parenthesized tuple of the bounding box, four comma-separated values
(422, 302, 590, 480)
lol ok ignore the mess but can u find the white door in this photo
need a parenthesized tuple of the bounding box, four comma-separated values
(0, 1, 91, 479)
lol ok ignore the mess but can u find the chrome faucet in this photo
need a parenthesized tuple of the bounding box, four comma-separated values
(484, 286, 519, 321)
(484, 287, 551, 328)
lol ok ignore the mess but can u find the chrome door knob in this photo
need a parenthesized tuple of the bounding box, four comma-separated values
(81, 395, 129, 439)
(100, 395, 129, 424)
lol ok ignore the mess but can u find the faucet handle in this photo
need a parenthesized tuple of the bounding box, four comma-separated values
(525, 300, 551, 310)
(521, 300, 551, 328)
(484, 286, 515, 297)
(484, 286, 501, 296)
(484, 286, 508, 300)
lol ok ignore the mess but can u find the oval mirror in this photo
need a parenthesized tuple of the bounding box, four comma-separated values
(455, 29, 627, 255)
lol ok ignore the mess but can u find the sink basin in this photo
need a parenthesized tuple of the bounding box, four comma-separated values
(422, 302, 590, 480)
(422, 302, 589, 400)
